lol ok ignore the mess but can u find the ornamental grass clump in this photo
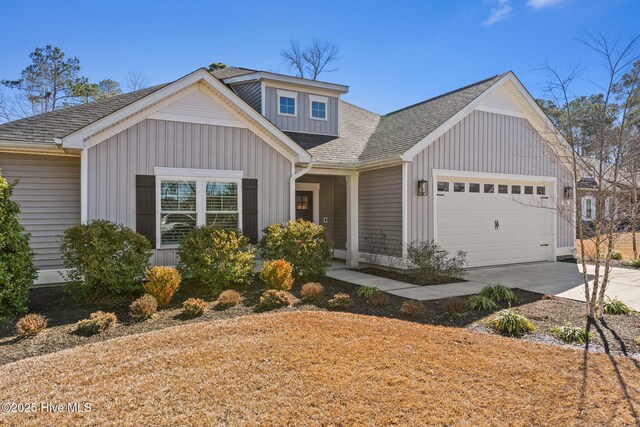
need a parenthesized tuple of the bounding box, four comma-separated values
(143, 266, 181, 306)
(399, 300, 425, 317)
(260, 259, 294, 291)
(354, 285, 379, 297)
(215, 290, 243, 310)
(75, 311, 117, 335)
(479, 284, 517, 303)
(488, 308, 535, 337)
(15, 314, 47, 338)
(328, 293, 354, 311)
(442, 297, 468, 315)
(368, 291, 390, 307)
(256, 290, 294, 311)
(182, 298, 208, 317)
(468, 295, 499, 311)
(177, 226, 255, 294)
(259, 219, 332, 282)
(603, 297, 633, 315)
(0, 175, 37, 321)
(300, 282, 324, 303)
(551, 322, 592, 345)
(130, 294, 157, 321)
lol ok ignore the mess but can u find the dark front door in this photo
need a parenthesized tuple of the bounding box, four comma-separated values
(295, 191, 313, 222)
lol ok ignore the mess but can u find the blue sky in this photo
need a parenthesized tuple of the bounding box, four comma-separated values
(1, 0, 638, 114)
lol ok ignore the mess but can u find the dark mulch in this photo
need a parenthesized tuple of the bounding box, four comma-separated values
(359, 267, 465, 286)
(1, 278, 639, 365)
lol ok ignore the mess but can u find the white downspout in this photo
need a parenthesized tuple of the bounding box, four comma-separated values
(289, 162, 313, 220)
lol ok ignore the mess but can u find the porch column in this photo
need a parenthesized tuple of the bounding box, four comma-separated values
(346, 172, 359, 267)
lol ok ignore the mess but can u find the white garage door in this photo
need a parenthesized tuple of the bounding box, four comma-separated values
(435, 175, 554, 268)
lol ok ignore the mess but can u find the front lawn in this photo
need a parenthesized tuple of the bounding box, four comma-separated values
(1, 311, 639, 426)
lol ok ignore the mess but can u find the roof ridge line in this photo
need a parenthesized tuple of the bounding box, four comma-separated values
(382, 72, 507, 117)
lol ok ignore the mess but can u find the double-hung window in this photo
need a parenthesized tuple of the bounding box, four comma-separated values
(309, 95, 328, 120)
(277, 90, 297, 116)
(156, 168, 242, 248)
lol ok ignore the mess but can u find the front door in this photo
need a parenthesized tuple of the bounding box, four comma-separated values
(295, 191, 314, 222)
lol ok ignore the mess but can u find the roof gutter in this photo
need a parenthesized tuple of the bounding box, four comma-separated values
(0, 140, 79, 156)
(310, 155, 404, 172)
(222, 72, 349, 94)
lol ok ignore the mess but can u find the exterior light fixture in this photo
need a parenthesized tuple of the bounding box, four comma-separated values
(417, 180, 428, 196)
(564, 186, 573, 200)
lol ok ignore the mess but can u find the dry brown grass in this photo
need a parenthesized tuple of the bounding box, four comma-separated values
(1, 311, 639, 426)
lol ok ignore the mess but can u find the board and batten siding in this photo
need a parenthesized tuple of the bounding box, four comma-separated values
(0, 153, 81, 270)
(231, 82, 261, 113)
(359, 166, 403, 257)
(87, 118, 292, 266)
(408, 109, 574, 249)
(263, 86, 339, 136)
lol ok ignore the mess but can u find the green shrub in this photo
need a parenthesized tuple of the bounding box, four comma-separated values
(626, 258, 640, 268)
(130, 294, 157, 320)
(75, 311, 117, 335)
(610, 250, 623, 260)
(177, 226, 255, 293)
(256, 289, 294, 311)
(144, 266, 181, 306)
(215, 290, 243, 309)
(182, 298, 208, 317)
(260, 259, 294, 291)
(551, 322, 592, 344)
(0, 176, 37, 320)
(479, 284, 517, 303)
(468, 295, 499, 311)
(60, 220, 151, 301)
(399, 300, 425, 316)
(603, 297, 633, 315)
(406, 240, 467, 285)
(301, 282, 324, 303)
(488, 308, 535, 337)
(259, 219, 332, 282)
(15, 313, 47, 337)
(328, 293, 354, 310)
(368, 291, 390, 307)
(354, 285, 379, 297)
(442, 297, 468, 315)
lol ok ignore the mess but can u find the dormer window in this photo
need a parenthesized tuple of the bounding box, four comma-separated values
(309, 95, 328, 120)
(277, 90, 297, 117)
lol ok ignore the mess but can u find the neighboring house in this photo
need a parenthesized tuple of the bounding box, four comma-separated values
(576, 159, 631, 224)
(0, 67, 575, 284)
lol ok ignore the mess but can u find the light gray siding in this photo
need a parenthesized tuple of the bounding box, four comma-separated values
(296, 174, 347, 250)
(88, 118, 292, 265)
(359, 166, 403, 256)
(263, 86, 339, 136)
(408, 110, 574, 248)
(231, 82, 261, 113)
(0, 153, 81, 270)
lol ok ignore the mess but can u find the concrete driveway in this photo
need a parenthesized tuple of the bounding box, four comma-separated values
(466, 262, 640, 310)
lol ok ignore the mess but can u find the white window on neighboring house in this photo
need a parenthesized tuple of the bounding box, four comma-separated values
(582, 196, 595, 220)
(277, 90, 297, 117)
(156, 169, 242, 248)
(604, 197, 617, 220)
(309, 95, 328, 120)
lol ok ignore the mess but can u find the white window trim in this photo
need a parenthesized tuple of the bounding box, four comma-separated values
(277, 89, 297, 117)
(309, 94, 328, 121)
(582, 196, 595, 220)
(155, 173, 243, 250)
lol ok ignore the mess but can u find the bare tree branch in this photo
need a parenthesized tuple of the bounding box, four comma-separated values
(126, 70, 149, 92)
(281, 39, 340, 80)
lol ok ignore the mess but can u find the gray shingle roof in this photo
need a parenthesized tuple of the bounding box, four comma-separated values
(211, 66, 257, 80)
(0, 84, 168, 144)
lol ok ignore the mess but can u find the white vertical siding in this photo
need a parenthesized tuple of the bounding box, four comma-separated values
(263, 86, 339, 136)
(88, 118, 293, 265)
(0, 153, 81, 270)
(408, 110, 574, 248)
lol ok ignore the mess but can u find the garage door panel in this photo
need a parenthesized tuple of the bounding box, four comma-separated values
(435, 176, 553, 268)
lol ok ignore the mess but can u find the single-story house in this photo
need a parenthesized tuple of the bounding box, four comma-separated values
(0, 67, 575, 284)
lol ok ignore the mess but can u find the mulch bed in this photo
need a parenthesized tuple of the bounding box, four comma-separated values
(359, 267, 465, 286)
(1, 276, 639, 365)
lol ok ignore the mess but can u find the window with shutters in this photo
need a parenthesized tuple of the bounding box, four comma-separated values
(156, 175, 241, 248)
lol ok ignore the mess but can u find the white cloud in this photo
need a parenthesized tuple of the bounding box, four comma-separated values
(527, 0, 565, 9)
(482, 0, 514, 26)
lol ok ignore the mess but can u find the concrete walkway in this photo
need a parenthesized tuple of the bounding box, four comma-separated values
(327, 261, 640, 310)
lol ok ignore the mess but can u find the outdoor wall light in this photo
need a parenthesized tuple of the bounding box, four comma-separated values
(564, 186, 574, 200)
(417, 180, 428, 196)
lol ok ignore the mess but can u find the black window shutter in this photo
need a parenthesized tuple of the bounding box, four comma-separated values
(136, 175, 156, 246)
(242, 178, 259, 243)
